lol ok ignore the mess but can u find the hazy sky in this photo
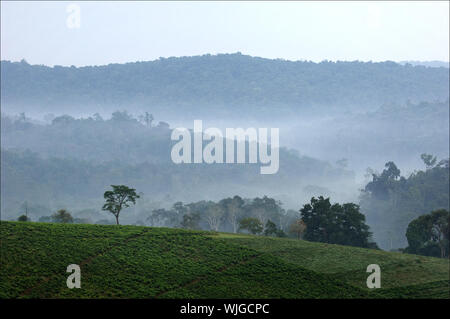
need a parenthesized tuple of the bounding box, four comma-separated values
(1, 1, 449, 66)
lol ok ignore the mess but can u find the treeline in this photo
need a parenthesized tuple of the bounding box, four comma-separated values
(360, 156, 449, 250)
(15, 167, 449, 255)
(146, 195, 378, 249)
(2, 54, 448, 116)
(146, 196, 293, 234)
(19, 189, 450, 257)
(17, 192, 377, 249)
(1, 111, 171, 164)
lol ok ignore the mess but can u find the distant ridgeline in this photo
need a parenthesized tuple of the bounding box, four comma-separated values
(1, 54, 449, 116)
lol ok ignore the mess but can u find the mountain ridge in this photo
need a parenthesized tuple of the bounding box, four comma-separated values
(2, 53, 448, 118)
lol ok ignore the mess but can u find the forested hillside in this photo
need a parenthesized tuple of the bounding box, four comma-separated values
(360, 160, 449, 250)
(1, 54, 449, 118)
(0, 112, 355, 221)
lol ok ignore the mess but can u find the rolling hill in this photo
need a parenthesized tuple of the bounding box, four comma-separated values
(1, 54, 449, 118)
(1, 222, 448, 299)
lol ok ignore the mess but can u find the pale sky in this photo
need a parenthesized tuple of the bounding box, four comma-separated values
(1, 1, 449, 66)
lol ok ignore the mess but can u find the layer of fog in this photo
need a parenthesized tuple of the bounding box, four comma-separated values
(2, 99, 447, 250)
(5, 100, 447, 184)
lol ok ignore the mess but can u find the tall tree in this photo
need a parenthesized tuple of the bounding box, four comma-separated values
(221, 196, 244, 233)
(406, 209, 449, 258)
(206, 204, 224, 231)
(102, 185, 140, 225)
(300, 196, 373, 248)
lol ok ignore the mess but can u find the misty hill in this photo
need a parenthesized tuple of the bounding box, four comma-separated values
(0, 148, 354, 222)
(360, 160, 449, 250)
(0, 113, 356, 219)
(1, 54, 449, 118)
(284, 100, 450, 171)
(2, 222, 448, 298)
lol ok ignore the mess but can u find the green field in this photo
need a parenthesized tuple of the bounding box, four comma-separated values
(1, 222, 448, 299)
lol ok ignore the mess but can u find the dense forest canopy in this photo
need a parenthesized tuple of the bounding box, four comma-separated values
(360, 159, 449, 250)
(1, 54, 449, 118)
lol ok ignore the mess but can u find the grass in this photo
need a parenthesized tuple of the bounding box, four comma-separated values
(1, 221, 448, 298)
(213, 233, 450, 298)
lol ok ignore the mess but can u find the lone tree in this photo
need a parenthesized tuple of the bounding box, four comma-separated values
(102, 185, 140, 225)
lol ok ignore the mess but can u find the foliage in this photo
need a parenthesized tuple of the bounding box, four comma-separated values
(238, 218, 263, 235)
(263, 219, 286, 237)
(51, 209, 73, 223)
(144, 196, 296, 236)
(1, 222, 372, 299)
(102, 185, 140, 225)
(421, 153, 437, 169)
(264, 220, 278, 236)
(218, 233, 449, 298)
(2, 55, 449, 114)
(180, 212, 201, 230)
(300, 196, 373, 248)
(219, 195, 244, 234)
(405, 209, 449, 258)
(2, 222, 448, 299)
(364, 162, 401, 200)
(360, 157, 449, 249)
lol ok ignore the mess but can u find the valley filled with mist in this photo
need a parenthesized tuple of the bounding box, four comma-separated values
(1, 54, 449, 250)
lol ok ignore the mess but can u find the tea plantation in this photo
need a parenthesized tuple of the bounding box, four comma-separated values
(214, 233, 450, 298)
(1, 222, 448, 298)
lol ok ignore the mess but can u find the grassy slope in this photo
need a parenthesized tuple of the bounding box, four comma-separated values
(1, 222, 448, 299)
(214, 233, 450, 298)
